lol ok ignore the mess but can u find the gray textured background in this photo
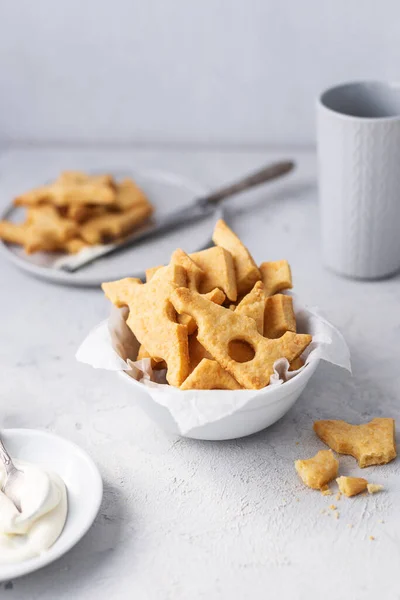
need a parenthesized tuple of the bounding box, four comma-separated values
(0, 0, 398, 146)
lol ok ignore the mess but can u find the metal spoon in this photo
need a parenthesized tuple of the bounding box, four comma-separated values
(0, 437, 23, 512)
(0, 436, 61, 533)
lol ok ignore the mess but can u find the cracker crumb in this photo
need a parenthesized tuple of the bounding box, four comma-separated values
(378, 519, 385, 524)
(329, 504, 337, 510)
(296, 498, 300, 502)
(334, 511, 340, 519)
(367, 484, 384, 494)
(336, 492, 342, 501)
(369, 536, 375, 541)
(295, 442, 300, 445)
(336, 476, 367, 497)
(347, 524, 353, 528)
(321, 509, 326, 514)
(321, 487, 332, 496)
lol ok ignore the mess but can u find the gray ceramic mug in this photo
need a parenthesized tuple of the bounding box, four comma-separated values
(317, 81, 400, 279)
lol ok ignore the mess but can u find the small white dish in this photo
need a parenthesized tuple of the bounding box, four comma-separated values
(117, 358, 320, 441)
(0, 169, 218, 287)
(0, 429, 103, 581)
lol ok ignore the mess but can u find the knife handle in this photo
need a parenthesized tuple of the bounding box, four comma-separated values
(198, 160, 295, 206)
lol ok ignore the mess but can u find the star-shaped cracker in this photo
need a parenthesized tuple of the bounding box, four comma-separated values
(314, 418, 396, 467)
(102, 263, 190, 387)
(171, 288, 311, 389)
(212, 219, 261, 296)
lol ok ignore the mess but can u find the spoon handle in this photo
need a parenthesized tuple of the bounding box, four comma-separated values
(0, 438, 16, 477)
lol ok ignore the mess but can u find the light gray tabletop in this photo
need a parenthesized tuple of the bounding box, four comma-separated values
(0, 146, 399, 600)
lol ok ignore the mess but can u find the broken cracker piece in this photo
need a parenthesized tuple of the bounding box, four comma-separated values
(102, 263, 189, 387)
(295, 450, 339, 490)
(171, 288, 311, 389)
(314, 418, 396, 468)
(212, 219, 261, 296)
(336, 476, 368, 497)
(264, 294, 296, 339)
(367, 484, 384, 494)
(190, 247, 237, 302)
(260, 260, 292, 297)
(180, 358, 241, 390)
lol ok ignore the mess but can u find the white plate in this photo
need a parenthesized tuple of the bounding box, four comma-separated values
(0, 429, 103, 581)
(0, 169, 219, 287)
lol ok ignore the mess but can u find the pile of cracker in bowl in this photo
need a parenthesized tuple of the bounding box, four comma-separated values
(0, 171, 153, 254)
(102, 219, 312, 391)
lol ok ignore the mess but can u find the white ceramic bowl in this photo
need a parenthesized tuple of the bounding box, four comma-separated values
(117, 358, 320, 441)
(0, 429, 103, 581)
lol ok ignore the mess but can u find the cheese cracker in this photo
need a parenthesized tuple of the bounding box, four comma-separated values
(171, 288, 311, 389)
(190, 247, 237, 302)
(314, 418, 396, 468)
(180, 358, 241, 390)
(212, 219, 261, 296)
(264, 294, 296, 339)
(260, 260, 292, 297)
(102, 264, 189, 387)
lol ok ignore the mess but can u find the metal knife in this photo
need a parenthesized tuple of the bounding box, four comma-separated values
(58, 160, 295, 273)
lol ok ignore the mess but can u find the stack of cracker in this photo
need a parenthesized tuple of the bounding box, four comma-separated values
(102, 219, 312, 391)
(0, 171, 153, 254)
